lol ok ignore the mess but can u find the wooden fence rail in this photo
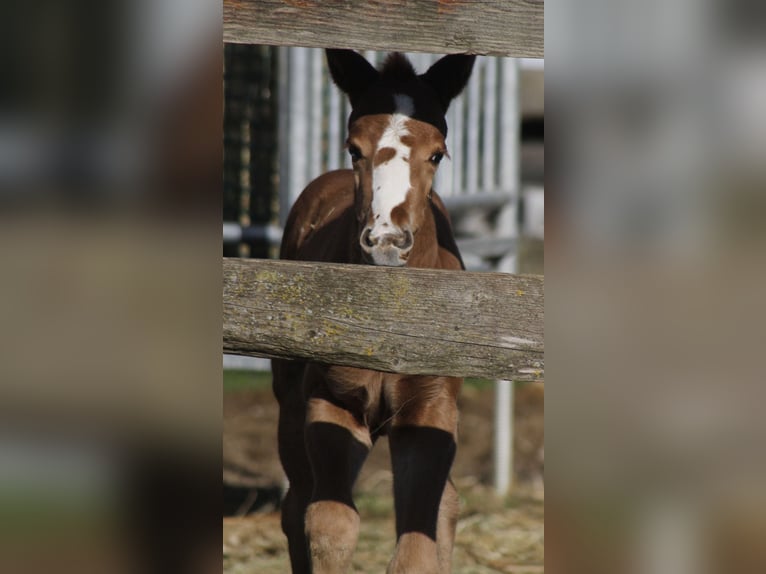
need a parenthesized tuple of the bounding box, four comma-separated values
(223, 258, 544, 381)
(224, 0, 544, 59)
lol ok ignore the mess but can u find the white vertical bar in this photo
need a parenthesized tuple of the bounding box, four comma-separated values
(309, 49, 323, 181)
(327, 54, 342, 171)
(481, 57, 498, 192)
(497, 57, 520, 273)
(341, 92, 351, 169)
(277, 46, 291, 226)
(495, 57, 521, 493)
(288, 47, 309, 210)
(465, 60, 481, 195)
(499, 57, 520, 194)
(451, 88, 464, 196)
(494, 379, 514, 495)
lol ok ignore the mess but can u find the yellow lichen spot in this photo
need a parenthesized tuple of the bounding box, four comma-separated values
(338, 304, 357, 320)
(257, 270, 280, 283)
(516, 290, 525, 296)
(274, 277, 308, 305)
(385, 274, 411, 311)
(319, 319, 348, 339)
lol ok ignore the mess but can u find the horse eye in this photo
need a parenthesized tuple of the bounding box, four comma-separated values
(348, 145, 363, 162)
(429, 152, 444, 165)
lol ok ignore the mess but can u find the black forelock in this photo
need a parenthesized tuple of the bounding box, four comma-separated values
(379, 53, 417, 81)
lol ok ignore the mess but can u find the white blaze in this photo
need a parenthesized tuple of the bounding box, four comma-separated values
(370, 94, 414, 238)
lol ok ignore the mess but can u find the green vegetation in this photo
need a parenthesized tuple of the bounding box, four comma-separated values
(224, 369, 272, 392)
(355, 491, 395, 520)
(464, 377, 494, 390)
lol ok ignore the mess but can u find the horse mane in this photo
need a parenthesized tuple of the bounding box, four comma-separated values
(379, 52, 417, 81)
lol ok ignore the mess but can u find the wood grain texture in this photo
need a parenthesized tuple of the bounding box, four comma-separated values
(223, 258, 544, 380)
(224, 0, 543, 59)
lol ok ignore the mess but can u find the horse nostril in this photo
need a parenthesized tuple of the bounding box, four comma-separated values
(397, 229, 413, 251)
(360, 227, 375, 249)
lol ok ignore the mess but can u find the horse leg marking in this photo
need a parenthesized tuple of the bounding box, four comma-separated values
(304, 396, 371, 573)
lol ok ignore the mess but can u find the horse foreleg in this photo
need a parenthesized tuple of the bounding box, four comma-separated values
(281, 484, 311, 574)
(304, 393, 371, 573)
(273, 360, 312, 574)
(387, 425, 457, 574)
(387, 376, 460, 574)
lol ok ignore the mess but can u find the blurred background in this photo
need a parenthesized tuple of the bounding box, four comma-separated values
(0, 1, 221, 573)
(546, 0, 766, 573)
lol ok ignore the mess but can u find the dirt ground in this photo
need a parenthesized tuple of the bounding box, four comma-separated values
(223, 377, 544, 573)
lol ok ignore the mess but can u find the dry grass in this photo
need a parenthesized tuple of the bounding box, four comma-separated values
(223, 482, 543, 573)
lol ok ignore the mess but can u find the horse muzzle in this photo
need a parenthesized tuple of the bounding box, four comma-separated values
(360, 226, 413, 266)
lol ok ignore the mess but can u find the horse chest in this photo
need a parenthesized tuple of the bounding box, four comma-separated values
(304, 364, 459, 438)
(306, 365, 416, 431)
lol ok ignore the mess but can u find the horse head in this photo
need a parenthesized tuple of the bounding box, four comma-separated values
(326, 49, 475, 266)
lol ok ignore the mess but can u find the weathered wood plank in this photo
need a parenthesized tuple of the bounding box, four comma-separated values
(223, 258, 544, 380)
(224, 0, 544, 59)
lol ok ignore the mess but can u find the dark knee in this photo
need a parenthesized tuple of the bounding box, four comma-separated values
(305, 421, 370, 506)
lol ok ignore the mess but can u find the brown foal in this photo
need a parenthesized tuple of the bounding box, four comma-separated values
(272, 49, 475, 574)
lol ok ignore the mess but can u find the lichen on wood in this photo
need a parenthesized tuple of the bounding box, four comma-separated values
(223, 258, 544, 381)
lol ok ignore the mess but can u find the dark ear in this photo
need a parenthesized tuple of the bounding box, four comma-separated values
(420, 54, 476, 111)
(326, 49, 379, 104)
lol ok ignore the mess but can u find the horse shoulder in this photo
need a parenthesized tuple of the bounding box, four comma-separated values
(281, 170, 356, 261)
